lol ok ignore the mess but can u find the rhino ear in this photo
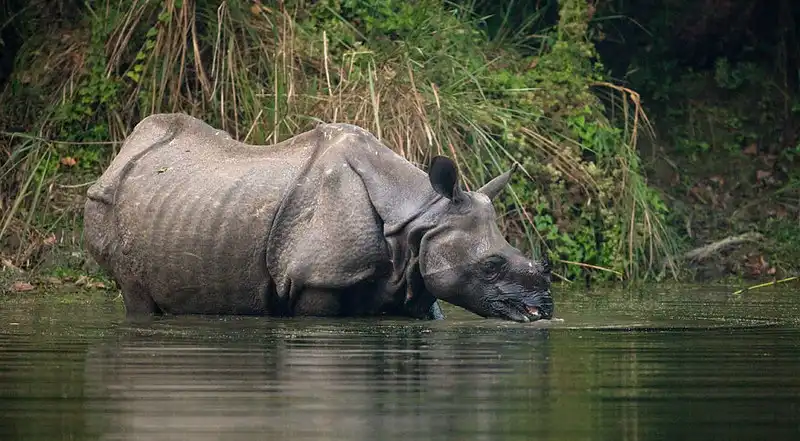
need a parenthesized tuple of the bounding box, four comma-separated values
(477, 163, 518, 200)
(428, 156, 465, 203)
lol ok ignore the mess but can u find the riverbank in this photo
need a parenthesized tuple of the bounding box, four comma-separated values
(2, 0, 798, 290)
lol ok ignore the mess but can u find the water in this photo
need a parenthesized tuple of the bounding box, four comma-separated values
(1, 285, 799, 441)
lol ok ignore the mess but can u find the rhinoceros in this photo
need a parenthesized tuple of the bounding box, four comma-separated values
(83, 113, 554, 322)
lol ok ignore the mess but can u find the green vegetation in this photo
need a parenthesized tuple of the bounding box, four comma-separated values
(1, 0, 798, 292)
(592, 0, 800, 281)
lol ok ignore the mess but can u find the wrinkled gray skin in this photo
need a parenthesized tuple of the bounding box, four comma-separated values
(84, 113, 554, 322)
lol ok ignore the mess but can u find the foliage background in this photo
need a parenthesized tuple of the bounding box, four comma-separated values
(1, 0, 797, 289)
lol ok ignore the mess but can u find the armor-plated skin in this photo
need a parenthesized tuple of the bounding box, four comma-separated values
(84, 113, 554, 322)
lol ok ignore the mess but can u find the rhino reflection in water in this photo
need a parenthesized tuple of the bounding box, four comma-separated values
(83, 113, 554, 322)
(82, 327, 554, 441)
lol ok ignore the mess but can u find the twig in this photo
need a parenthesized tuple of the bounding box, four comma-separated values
(57, 181, 98, 189)
(556, 259, 624, 278)
(0, 131, 123, 145)
(550, 271, 572, 283)
(323, 30, 332, 97)
(244, 109, 263, 143)
(732, 276, 798, 296)
(684, 232, 764, 262)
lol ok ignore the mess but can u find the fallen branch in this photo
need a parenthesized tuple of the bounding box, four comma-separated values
(556, 258, 624, 278)
(683, 232, 764, 262)
(732, 276, 799, 296)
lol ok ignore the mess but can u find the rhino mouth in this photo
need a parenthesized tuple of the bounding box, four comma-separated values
(493, 300, 549, 323)
(525, 305, 543, 320)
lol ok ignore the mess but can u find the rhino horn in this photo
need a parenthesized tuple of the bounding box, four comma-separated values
(477, 162, 518, 200)
(428, 156, 466, 203)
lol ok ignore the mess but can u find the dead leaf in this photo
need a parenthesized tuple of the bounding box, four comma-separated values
(743, 143, 758, 156)
(87, 281, 107, 289)
(2, 259, 21, 271)
(250, 2, 270, 15)
(60, 157, 78, 167)
(688, 185, 709, 204)
(74, 275, 107, 289)
(43, 234, 57, 246)
(11, 281, 35, 292)
(44, 277, 62, 285)
(709, 175, 725, 186)
(756, 170, 772, 181)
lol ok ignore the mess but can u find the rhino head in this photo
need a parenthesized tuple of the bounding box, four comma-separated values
(418, 156, 554, 322)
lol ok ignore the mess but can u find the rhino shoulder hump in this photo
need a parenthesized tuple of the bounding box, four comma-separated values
(86, 113, 194, 204)
(314, 122, 385, 159)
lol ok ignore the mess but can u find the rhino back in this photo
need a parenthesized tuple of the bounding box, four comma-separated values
(89, 114, 322, 314)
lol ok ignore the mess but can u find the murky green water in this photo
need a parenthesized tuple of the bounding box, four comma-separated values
(1, 285, 799, 440)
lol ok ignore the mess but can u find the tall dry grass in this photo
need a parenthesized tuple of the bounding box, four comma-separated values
(0, 0, 679, 280)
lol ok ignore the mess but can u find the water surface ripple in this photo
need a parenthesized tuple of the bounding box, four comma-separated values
(1, 285, 799, 440)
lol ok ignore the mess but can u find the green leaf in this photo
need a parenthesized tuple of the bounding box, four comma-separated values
(126, 71, 141, 83)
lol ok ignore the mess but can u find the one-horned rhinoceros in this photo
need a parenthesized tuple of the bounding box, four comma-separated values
(83, 113, 554, 322)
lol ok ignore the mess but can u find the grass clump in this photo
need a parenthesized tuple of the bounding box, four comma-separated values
(0, 0, 679, 283)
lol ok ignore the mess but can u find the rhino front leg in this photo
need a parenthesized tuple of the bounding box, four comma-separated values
(118, 280, 162, 317)
(292, 288, 343, 317)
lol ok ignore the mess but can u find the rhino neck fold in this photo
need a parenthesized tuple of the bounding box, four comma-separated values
(344, 144, 446, 315)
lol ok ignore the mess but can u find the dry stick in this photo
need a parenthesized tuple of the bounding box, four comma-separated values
(0, 132, 122, 145)
(628, 200, 636, 279)
(430, 83, 443, 156)
(556, 259, 624, 278)
(683, 232, 764, 262)
(732, 277, 799, 296)
(271, 11, 289, 143)
(157, 3, 176, 113)
(57, 181, 97, 189)
(323, 31, 338, 123)
(405, 61, 433, 157)
(323, 31, 332, 98)
(191, 5, 212, 96)
(227, 35, 239, 140)
(368, 61, 381, 140)
(244, 109, 264, 144)
(335, 67, 344, 124)
(175, 2, 189, 111)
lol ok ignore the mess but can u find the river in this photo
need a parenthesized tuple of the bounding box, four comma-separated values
(1, 284, 799, 440)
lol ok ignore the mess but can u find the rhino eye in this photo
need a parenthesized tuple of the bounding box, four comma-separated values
(481, 255, 506, 278)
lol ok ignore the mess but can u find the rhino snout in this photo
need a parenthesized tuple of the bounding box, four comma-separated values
(486, 288, 553, 323)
